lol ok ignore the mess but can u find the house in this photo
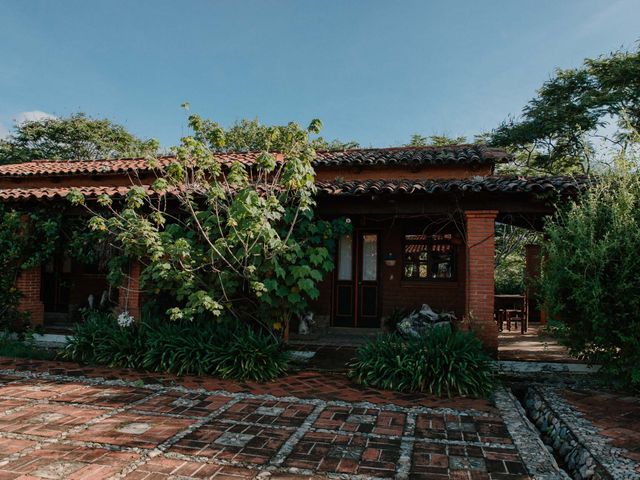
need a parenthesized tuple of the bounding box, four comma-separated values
(0, 146, 588, 352)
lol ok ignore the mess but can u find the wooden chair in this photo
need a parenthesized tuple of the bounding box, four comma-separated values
(506, 309, 528, 333)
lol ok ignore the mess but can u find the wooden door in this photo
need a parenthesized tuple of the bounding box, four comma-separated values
(42, 256, 71, 314)
(357, 232, 379, 327)
(333, 231, 380, 328)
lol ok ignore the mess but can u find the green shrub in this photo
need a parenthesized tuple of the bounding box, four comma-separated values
(542, 163, 640, 391)
(63, 312, 289, 381)
(62, 311, 144, 368)
(214, 327, 290, 381)
(141, 319, 233, 376)
(349, 326, 494, 397)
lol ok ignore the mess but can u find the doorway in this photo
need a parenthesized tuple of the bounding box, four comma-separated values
(333, 231, 380, 328)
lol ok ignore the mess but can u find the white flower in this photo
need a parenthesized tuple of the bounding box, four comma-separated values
(117, 311, 135, 328)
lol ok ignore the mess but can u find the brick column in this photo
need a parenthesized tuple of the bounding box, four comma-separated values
(525, 244, 542, 324)
(464, 210, 498, 353)
(15, 267, 44, 326)
(118, 261, 142, 320)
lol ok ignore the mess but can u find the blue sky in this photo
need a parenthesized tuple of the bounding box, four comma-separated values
(1, 0, 638, 148)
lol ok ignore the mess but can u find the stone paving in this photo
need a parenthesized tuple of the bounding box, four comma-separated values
(498, 325, 578, 363)
(0, 358, 544, 480)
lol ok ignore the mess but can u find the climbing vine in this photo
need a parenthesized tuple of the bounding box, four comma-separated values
(0, 206, 62, 326)
(0, 205, 122, 328)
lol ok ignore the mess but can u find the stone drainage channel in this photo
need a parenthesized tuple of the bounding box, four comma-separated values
(497, 362, 640, 480)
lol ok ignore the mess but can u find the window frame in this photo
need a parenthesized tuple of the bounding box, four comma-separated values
(401, 233, 457, 282)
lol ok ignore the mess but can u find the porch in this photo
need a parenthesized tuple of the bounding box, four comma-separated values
(0, 147, 588, 359)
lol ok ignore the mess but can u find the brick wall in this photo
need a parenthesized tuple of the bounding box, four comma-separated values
(15, 267, 44, 326)
(380, 227, 466, 322)
(464, 210, 498, 353)
(118, 261, 142, 320)
(309, 218, 467, 329)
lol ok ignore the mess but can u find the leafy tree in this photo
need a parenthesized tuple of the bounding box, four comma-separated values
(187, 117, 358, 152)
(69, 115, 349, 336)
(0, 113, 158, 165)
(491, 45, 640, 174)
(541, 133, 640, 390)
(312, 136, 360, 151)
(405, 134, 467, 147)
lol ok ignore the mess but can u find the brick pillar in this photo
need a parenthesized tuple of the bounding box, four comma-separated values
(16, 267, 44, 326)
(525, 244, 542, 324)
(118, 261, 142, 320)
(465, 210, 498, 353)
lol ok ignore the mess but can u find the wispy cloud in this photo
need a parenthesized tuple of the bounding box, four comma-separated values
(0, 110, 57, 140)
(14, 110, 56, 124)
(576, 0, 637, 43)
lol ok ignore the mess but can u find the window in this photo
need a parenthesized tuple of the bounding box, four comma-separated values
(403, 233, 455, 280)
(337, 234, 353, 281)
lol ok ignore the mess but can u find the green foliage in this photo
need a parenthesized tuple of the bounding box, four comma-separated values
(349, 327, 494, 397)
(491, 45, 640, 174)
(71, 114, 349, 331)
(63, 311, 145, 368)
(187, 117, 358, 153)
(0, 112, 158, 165)
(214, 328, 290, 381)
(0, 206, 63, 325)
(62, 312, 289, 381)
(494, 224, 539, 295)
(541, 152, 640, 391)
(405, 134, 467, 147)
(141, 319, 234, 375)
(494, 252, 524, 295)
(0, 205, 120, 326)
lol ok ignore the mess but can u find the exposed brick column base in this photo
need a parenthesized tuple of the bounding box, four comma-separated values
(118, 261, 142, 320)
(16, 267, 44, 326)
(465, 210, 498, 354)
(525, 244, 542, 324)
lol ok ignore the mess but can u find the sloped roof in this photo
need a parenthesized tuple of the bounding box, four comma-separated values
(0, 157, 173, 177)
(0, 186, 149, 201)
(0, 145, 508, 177)
(0, 176, 589, 201)
(314, 145, 508, 167)
(315, 176, 590, 196)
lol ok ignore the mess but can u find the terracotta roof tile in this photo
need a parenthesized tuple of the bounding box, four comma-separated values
(315, 176, 590, 196)
(314, 145, 509, 167)
(0, 186, 150, 201)
(0, 145, 507, 177)
(0, 157, 174, 177)
(0, 176, 589, 202)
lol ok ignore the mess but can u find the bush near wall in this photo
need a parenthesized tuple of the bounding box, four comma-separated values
(62, 311, 289, 382)
(349, 326, 494, 397)
(542, 164, 640, 391)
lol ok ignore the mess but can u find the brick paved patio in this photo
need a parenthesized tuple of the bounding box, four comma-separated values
(0, 358, 535, 479)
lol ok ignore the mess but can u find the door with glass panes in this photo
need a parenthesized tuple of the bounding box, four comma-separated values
(333, 231, 380, 328)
